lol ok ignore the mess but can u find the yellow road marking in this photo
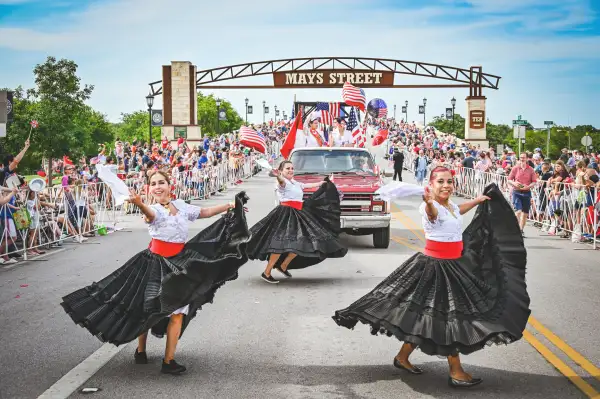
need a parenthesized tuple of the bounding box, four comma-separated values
(523, 330, 600, 399)
(390, 204, 600, 398)
(528, 316, 600, 382)
(391, 207, 426, 242)
(391, 236, 423, 252)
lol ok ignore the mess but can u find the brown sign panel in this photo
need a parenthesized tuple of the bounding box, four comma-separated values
(470, 110, 485, 129)
(273, 70, 394, 88)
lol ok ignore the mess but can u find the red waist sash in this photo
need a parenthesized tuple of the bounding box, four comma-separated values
(423, 240, 463, 260)
(281, 201, 303, 210)
(149, 239, 185, 257)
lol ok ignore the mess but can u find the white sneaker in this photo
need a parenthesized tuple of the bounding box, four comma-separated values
(5, 258, 17, 264)
(73, 236, 84, 243)
(81, 236, 89, 241)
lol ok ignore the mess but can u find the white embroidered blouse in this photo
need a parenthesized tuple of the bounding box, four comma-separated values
(147, 199, 201, 243)
(418, 200, 463, 242)
(276, 177, 305, 202)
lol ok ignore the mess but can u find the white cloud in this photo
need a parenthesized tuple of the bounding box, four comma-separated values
(0, 0, 598, 127)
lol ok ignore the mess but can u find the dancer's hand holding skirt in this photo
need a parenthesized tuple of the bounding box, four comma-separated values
(61, 192, 251, 346)
(333, 184, 531, 356)
(247, 178, 348, 270)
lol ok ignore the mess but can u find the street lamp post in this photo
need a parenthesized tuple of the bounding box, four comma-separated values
(404, 100, 408, 122)
(146, 93, 154, 146)
(262, 101, 266, 124)
(451, 96, 456, 134)
(216, 98, 221, 135)
(274, 105, 278, 124)
(394, 104, 396, 119)
(422, 97, 427, 127)
(245, 98, 249, 124)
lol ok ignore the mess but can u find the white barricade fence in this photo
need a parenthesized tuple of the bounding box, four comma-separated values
(0, 150, 270, 261)
(400, 150, 598, 249)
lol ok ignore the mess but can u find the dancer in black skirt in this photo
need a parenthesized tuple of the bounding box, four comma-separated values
(248, 160, 347, 283)
(61, 170, 250, 374)
(333, 166, 531, 388)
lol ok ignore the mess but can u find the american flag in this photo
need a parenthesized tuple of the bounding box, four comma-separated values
(347, 107, 364, 148)
(378, 107, 388, 118)
(342, 82, 366, 111)
(315, 102, 340, 126)
(239, 125, 267, 154)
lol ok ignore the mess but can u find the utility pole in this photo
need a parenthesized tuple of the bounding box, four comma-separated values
(544, 120, 554, 158)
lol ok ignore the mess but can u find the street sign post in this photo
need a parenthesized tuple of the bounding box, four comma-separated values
(581, 135, 592, 148)
(544, 121, 554, 158)
(512, 119, 528, 126)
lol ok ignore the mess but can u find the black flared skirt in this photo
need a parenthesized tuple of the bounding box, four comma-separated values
(61, 192, 251, 346)
(333, 183, 531, 356)
(247, 180, 347, 270)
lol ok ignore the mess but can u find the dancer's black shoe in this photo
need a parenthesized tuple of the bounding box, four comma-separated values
(393, 358, 423, 374)
(134, 349, 148, 364)
(275, 267, 292, 278)
(161, 359, 186, 375)
(448, 377, 483, 388)
(261, 273, 279, 284)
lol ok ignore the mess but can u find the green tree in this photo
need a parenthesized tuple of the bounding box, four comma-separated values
(112, 110, 161, 147)
(429, 114, 466, 139)
(197, 93, 244, 136)
(26, 57, 94, 180)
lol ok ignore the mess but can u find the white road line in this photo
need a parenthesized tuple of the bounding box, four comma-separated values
(37, 343, 128, 399)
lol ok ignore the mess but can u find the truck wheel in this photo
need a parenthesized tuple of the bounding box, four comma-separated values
(373, 226, 390, 249)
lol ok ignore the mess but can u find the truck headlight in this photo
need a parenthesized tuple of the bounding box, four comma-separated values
(372, 205, 383, 212)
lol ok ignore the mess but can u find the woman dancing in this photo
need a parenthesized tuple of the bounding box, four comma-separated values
(248, 160, 347, 283)
(333, 166, 530, 387)
(61, 171, 250, 374)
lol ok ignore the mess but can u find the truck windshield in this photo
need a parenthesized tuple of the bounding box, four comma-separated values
(290, 150, 376, 175)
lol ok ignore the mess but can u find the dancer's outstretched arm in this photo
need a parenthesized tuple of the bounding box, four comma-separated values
(458, 195, 490, 215)
(129, 189, 156, 223)
(199, 202, 234, 219)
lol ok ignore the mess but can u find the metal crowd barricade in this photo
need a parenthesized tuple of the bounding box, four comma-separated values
(400, 150, 598, 249)
(0, 149, 272, 262)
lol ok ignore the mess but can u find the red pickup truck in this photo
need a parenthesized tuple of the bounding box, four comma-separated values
(287, 147, 391, 248)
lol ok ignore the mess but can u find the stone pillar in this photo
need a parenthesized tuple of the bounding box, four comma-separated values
(464, 96, 488, 150)
(161, 61, 202, 147)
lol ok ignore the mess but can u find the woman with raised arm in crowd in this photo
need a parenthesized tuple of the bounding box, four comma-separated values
(61, 170, 251, 375)
(334, 166, 531, 388)
(247, 160, 347, 284)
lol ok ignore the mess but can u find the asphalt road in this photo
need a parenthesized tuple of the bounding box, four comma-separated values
(1, 146, 599, 399)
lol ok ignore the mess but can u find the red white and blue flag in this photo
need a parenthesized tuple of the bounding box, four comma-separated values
(347, 107, 365, 148)
(239, 126, 267, 154)
(315, 102, 340, 126)
(342, 82, 366, 112)
(378, 107, 388, 118)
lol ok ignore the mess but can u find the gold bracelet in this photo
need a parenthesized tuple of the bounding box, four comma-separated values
(229, 201, 235, 209)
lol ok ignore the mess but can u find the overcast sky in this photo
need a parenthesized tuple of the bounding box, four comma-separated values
(1, 0, 599, 128)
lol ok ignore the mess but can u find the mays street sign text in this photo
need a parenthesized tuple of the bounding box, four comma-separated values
(273, 70, 394, 88)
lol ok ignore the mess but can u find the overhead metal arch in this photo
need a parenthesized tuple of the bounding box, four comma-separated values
(148, 57, 500, 96)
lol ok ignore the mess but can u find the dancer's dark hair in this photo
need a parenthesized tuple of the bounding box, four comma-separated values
(429, 166, 453, 180)
(278, 160, 293, 171)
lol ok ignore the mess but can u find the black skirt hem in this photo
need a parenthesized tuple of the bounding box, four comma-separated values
(332, 310, 521, 357)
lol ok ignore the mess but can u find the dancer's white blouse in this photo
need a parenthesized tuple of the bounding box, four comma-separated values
(276, 178, 305, 202)
(147, 199, 201, 243)
(418, 200, 463, 242)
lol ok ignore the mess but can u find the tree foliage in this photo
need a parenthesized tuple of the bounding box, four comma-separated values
(112, 111, 161, 146)
(429, 114, 598, 160)
(2, 57, 114, 173)
(197, 93, 244, 136)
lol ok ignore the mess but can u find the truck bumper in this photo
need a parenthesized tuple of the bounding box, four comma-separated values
(341, 214, 391, 229)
